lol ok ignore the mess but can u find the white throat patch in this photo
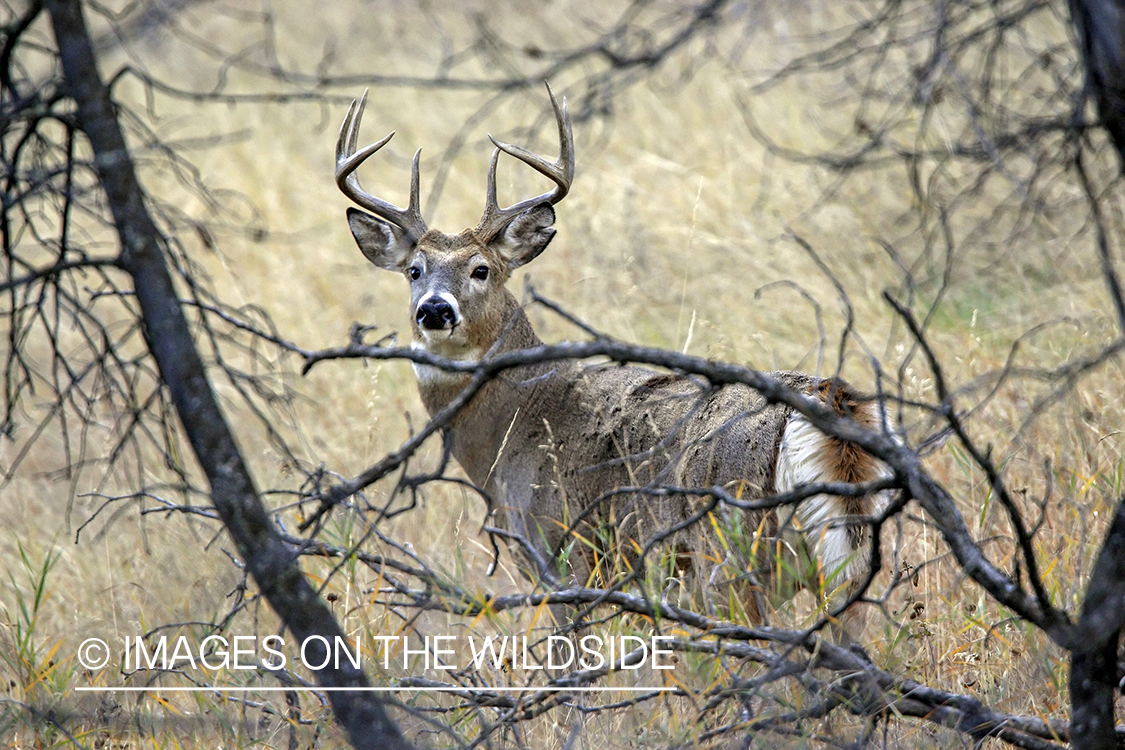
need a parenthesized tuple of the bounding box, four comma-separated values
(411, 340, 482, 387)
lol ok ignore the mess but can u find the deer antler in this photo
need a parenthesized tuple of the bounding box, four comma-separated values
(335, 89, 428, 242)
(477, 83, 574, 242)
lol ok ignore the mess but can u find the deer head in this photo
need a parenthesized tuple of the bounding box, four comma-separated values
(337, 85, 574, 362)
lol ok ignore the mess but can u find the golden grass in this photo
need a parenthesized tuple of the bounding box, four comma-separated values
(3, 0, 1124, 747)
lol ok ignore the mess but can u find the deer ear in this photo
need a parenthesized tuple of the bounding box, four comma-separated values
(348, 208, 413, 271)
(492, 203, 556, 271)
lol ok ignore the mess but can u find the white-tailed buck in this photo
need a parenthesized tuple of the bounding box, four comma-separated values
(336, 85, 892, 636)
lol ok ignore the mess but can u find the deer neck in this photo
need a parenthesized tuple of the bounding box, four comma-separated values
(413, 289, 562, 489)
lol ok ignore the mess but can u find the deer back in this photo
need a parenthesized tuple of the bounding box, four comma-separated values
(483, 364, 819, 577)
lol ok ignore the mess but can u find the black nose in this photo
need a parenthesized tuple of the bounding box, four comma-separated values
(416, 298, 457, 330)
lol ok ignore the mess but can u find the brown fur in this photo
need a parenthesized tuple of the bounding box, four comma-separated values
(408, 282, 886, 625)
(340, 99, 890, 634)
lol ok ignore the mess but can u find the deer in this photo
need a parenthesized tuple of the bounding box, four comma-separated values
(334, 85, 894, 641)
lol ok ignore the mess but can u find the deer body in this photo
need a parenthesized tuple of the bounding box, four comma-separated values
(337, 87, 891, 630)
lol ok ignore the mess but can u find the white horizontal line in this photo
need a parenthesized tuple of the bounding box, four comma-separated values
(75, 686, 673, 693)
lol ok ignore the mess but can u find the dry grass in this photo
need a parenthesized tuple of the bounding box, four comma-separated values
(3, 0, 1124, 747)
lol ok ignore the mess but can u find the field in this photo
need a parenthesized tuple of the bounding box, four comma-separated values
(3, 0, 1124, 747)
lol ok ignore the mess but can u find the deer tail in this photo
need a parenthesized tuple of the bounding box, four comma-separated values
(774, 378, 892, 591)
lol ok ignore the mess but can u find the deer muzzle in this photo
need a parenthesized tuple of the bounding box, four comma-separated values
(416, 296, 459, 331)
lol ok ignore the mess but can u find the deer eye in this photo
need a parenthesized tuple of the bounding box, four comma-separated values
(471, 265, 490, 281)
(408, 266, 421, 281)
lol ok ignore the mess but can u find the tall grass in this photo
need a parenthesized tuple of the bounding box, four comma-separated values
(4, 0, 1123, 747)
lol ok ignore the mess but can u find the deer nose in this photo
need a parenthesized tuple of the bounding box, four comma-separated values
(416, 298, 457, 330)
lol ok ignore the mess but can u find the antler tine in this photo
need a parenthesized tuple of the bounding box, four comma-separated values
(477, 82, 574, 241)
(335, 89, 428, 240)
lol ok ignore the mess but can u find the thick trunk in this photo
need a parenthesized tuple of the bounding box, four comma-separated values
(1070, 497, 1125, 749)
(45, 2, 412, 747)
(1068, 0, 1125, 172)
